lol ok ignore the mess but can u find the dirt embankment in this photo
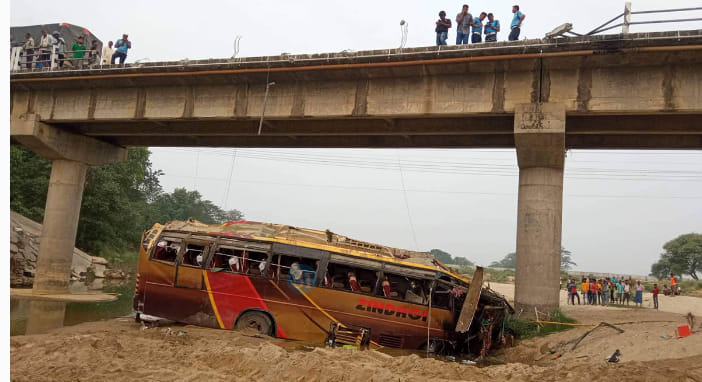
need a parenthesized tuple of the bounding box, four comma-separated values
(11, 304, 702, 382)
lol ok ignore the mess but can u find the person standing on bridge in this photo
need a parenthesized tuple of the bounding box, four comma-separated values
(101, 41, 113, 65)
(38, 30, 54, 68)
(508, 5, 525, 41)
(72, 36, 86, 68)
(52, 31, 66, 68)
(436, 11, 452, 46)
(471, 12, 486, 43)
(22, 33, 34, 69)
(455, 5, 472, 45)
(484, 13, 500, 42)
(112, 33, 131, 64)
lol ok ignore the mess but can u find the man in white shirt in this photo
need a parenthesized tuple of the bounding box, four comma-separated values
(38, 30, 54, 67)
(101, 41, 113, 65)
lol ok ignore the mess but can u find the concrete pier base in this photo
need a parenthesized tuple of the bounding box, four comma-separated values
(513, 103, 566, 316)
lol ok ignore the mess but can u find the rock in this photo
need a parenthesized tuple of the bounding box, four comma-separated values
(104, 269, 128, 279)
(93, 263, 106, 278)
(92, 257, 109, 265)
(10, 243, 18, 253)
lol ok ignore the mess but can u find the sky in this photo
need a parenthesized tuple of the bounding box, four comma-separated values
(8, 1, 702, 276)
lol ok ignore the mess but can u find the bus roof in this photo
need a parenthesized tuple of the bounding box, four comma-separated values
(159, 219, 471, 283)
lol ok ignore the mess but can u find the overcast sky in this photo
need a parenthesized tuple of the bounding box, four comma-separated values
(9, 1, 702, 276)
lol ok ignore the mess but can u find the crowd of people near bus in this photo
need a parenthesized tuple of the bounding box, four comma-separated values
(564, 273, 682, 310)
(435, 4, 525, 46)
(15, 30, 131, 69)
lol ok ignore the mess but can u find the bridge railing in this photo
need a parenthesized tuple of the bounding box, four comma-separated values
(586, 4, 702, 35)
(10, 45, 103, 71)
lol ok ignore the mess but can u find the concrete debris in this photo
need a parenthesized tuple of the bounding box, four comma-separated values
(9, 211, 113, 287)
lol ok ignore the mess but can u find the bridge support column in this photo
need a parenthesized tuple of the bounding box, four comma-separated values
(11, 114, 127, 333)
(513, 103, 566, 316)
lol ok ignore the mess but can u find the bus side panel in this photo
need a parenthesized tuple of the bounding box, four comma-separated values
(307, 288, 452, 349)
(142, 262, 218, 328)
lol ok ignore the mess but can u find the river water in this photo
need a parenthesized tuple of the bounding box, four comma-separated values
(10, 279, 136, 336)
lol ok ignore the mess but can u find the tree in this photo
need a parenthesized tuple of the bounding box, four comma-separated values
(650, 233, 702, 280)
(429, 249, 474, 266)
(561, 247, 577, 270)
(490, 252, 516, 268)
(490, 248, 576, 270)
(10, 146, 244, 262)
(149, 188, 244, 225)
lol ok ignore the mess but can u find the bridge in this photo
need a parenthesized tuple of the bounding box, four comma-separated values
(10, 30, 702, 330)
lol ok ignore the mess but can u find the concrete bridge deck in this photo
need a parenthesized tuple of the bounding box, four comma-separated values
(11, 30, 702, 149)
(9, 31, 702, 329)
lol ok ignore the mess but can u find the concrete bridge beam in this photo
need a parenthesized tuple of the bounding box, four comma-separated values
(513, 103, 566, 316)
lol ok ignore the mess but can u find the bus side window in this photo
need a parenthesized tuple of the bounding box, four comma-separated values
(182, 244, 206, 267)
(379, 273, 429, 305)
(432, 282, 451, 309)
(152, 239, 180, 263)
(246, 251, 269, 276)
(270, 254, 317, 285)
(323, 263, 377, 294)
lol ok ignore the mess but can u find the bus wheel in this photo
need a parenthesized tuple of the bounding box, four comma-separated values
(235, 311, 273, 335)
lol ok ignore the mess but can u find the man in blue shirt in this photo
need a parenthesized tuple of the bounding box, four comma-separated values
(509, 5, 525, 41)
(111, 33, 131, 64)
(485, 13, 500, 42)
(471, 12, 486, 43)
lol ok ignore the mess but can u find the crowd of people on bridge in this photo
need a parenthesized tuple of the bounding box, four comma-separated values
(14, 30, 131, 69)
(565, 273, 681, 310)
(435, 4, 525, 46)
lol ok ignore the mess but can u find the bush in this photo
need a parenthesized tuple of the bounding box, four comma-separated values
(504, 308, 576, 339)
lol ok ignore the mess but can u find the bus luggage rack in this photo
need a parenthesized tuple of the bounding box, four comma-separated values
(326, 322, 370, 349)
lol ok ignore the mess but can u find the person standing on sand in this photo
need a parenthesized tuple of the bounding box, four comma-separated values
(670, 273, 677, 296)
(589, 278, 598, 305)
(652, 283, 660, 309)
(634, 281, 644, 307)
(570, 279, 580, 305)
(623, 280, 631, 305)
(617, 279, 624, 304)
(602, 279, 610, 305)
(581, 277, 589, 305)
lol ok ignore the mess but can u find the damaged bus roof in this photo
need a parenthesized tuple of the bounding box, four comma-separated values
(161, 218, 470, 283)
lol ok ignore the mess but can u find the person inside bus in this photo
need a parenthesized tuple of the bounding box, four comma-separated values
(196, 253, 203, 266)
(381, 276, 392, 297)
(348, 272, 361, 292)
(405, 280, 427, 304)
(228, 254, 240, 272)
(290, 262, 304, 283)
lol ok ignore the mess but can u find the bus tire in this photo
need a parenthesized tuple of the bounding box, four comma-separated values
(235, 311, 273, 335)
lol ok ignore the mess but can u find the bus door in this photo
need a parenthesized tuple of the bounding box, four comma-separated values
(174, 240, 209, 289)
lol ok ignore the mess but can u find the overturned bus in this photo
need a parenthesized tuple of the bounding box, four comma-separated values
(133, 219, 513, 356)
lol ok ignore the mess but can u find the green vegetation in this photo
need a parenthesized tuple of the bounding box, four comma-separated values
(650, 233, 702, 280)
(490, 248, 577, 270)
(504, 308, 576, 339)
(429, 249, 473, 267)
(10, 146, 244, 264)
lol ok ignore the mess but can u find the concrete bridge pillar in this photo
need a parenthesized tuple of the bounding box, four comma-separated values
(513, 103, 566, 316)
(11, 114, 127, 333)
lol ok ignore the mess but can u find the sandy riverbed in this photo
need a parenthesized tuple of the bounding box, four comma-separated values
(10, 286, 702, 382)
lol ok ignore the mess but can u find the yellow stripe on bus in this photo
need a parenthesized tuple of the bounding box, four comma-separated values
(202, 270, 225, 329)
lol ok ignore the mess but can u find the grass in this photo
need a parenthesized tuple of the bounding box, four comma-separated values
(504, 308, 577, 340)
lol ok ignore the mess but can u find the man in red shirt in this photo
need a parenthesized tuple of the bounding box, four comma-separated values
(652, 283, 660, 309)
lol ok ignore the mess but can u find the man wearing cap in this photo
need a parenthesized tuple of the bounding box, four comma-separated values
(52, 31, 66, 67)
(111, 34, 131, 64)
